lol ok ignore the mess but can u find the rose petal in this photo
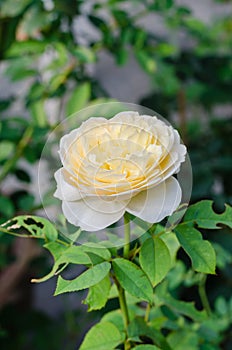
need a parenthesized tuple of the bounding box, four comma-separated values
(62, 198, 126, 231)
(54, 168, 82, 201)
(82, 195, 128, 214)
(126, 176, 181, 223)
(112, 111, 139, 122)
(59, 118, 108, 167)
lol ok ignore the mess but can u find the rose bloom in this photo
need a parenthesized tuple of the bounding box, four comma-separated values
(54, 111, 186, 231)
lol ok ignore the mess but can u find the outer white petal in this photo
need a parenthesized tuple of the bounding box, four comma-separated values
(126, 177, 181, 223)
(62, 198, 126, 231)
(59, 128, 80, 166)
(111, 110, 139, 122)
(54, 168, 82, 201)
(59, 117, 107, 167)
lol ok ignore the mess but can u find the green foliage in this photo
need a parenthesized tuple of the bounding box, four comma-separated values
(127, 317, 172, 349)
(175, 225, 216, 274)
(79, 321, 123, 350)
(30, 100, 48, 127)
(101, 309, 125, 334)
(66, 82, 91, 116)
(1, 0, 232, 348)
(167, 330, 198, 350)
(2, 200, 232, 348)
(135, 51, 157, 74)
(183, 200, 232, 229)
(0, 141, 15, 161)
(55, 262, 111, 295)
(84, 275, 111, 311)
(0, 196, 14, 219)
(32, 243, 92, 283)
(172, 200, 232, 275)
(0, 0, 32, 18)
(81, 243, 112, 264)
(154, 281, 207, 322)
(112, 258, 153, 303)
(1, 215, 58, 241)
(140, 236, 171, 287)
(133, 346, 160, 350)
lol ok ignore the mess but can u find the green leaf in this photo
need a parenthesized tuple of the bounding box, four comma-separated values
(81, 243, 111, 263)
(66, 82, 91, 116)
(73, 47, 96, 63)
(44, 233, 111, 269)
(127, 317, 171, 350)
(32, 243, 92, 283)
(166, 260, 186, 290)
(153, 61, 180, 95)
(60, 245, 92, 265)
(44, 241, 68, 261)
(140, 237, 171, 287)
(184, 17, 205, 33)
(84, 274, 111, 311)
(4, 61, 36, 81)
(135, 51, 156, 74)
(6, 40, 47, 57)
(112, 9, 128, 26)
(215, 297, 228, 316)
(101, 310, 124, 334)
(52, 244, 93, 265)
(121, 27, 133, 45)
(199, 317, 229, 338)
(88, 15, 108, 31)
(134, 29, 147, 49)
(27, 82, 45, 101)
(213, 242, 232, 269)
(133, 346, 160, 350)
(175, 225, 216, 274)
(183, 200, 232, 229)
(52, 42, 68, 66)
(54, 261, 111, 295)
(167, 330, 198, 350)
(0, 141, 15, 161)
(155, 282, 207, 322)
(1, 0, 31, 17)
(0, 196, 14, 218)
(17, 193, 34, 211)
(29, 100, 48, 127)
(149, 0, 174, 11)
(20, 7, 51, 37)
(49, 73, 67, 92)
(160, 232, 180, 266)
(79, 321, 123, 350)
(1, 215, 58, 241)
(155, 43, 177, 57)
(112, 258, 153, 303)
(115, 48, 128, 65)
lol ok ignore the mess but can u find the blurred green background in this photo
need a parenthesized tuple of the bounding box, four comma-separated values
(0, 0, 232, 349)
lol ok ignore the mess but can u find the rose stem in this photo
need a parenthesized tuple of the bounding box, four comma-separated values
(198, 274, 212, 316)
(117, 283, 130, 328)
(115, 213, 131, 349)
(123, 213, 130, 259)
(118, 284, 131, 350)
(144, 303, 151, 322)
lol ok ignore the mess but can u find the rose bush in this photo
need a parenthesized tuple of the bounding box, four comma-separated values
(54, 111, 186, 231)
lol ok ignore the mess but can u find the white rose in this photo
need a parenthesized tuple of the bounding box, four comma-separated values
(54, 111, 186, 231)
